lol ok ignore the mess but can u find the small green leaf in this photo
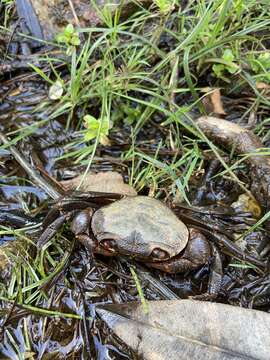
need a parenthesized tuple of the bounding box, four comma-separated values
(222, 49, 235, 63)
(84, 115, 98, 127)
(64, 24, 74, 36)
(49, 80, 64, 100)
(84, 130, 97, 141)
(55, 24, 80, 49)
(154, 0, 175, 14)
(212, 63, 224, 78)
(227, 63, 239, 74)
(212, 49, 239, 80)
(83, 115, 110, 143)
(100, 117, 109, 135)
(56, 34, 67, 44)
(71, 35, 80, 46)
(258, 53, 270, 69)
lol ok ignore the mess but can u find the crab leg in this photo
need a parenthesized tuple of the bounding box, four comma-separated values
(63, 191, 123, 201)
(174, 209, 266, 270)
(195, 226, 266, 270)
(37, 214, 68, 248)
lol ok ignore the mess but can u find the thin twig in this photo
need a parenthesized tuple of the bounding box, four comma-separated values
(68, 0, 80, 27)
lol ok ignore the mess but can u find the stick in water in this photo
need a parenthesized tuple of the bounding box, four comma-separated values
(0, 131, 61, 200)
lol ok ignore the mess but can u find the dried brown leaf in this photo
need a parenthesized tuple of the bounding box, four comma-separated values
(97, 300, 270, 360)
(256, 82, 270, 90)
(61, 171, 137, 196)
(202, 88, 226, 115)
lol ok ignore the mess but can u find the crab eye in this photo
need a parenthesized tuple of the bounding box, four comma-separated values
(151, 248, 170, 261)
(100, 239, 117, 253)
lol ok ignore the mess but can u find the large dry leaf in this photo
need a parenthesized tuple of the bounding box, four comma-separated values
(61, 171, 137, 196)
(97, 300, 270, 360)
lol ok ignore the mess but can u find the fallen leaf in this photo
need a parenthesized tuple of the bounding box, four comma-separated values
(97, 300, 270, 360)
(61, 171, 137, 196)
(202, 89, 226, 115)
(256, 82, 270, 90)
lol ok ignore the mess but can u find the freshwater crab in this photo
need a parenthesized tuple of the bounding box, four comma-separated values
(37, 193, 266, 273)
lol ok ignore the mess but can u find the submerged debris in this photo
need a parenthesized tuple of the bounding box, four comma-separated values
(197, 116, 270, 211)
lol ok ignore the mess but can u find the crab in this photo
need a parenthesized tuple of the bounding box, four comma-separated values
(37, 192, 266, 274)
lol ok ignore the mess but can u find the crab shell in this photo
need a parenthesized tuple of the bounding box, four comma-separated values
(91, 196, 189, 261)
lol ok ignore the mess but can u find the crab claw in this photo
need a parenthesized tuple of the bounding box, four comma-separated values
(70, 208, 93, 236)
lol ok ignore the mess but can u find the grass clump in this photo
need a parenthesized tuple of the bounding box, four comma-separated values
(36, 0, 268, 196)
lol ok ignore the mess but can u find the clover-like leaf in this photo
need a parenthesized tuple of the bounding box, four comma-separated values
(56, 33, 67, 44)
(258, 52, 270, 70)
(56, 24, 80, 48)
(212, 49, 239, 80)
(70, 34, 80, 46)
(222, 49, 239, 74)
(64, 24, 75, 37)
(212, 63, 225, 78)
(222, 49, 235, 63)
(83, 115, 110, 143)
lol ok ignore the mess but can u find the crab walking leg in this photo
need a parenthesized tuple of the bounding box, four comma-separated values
(37, 214, 68, 248)
(173, 210, 267, 270)
(38, 202, 101, 248)
(207, 244, 223, 296)
(199, 227, 266, 270)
